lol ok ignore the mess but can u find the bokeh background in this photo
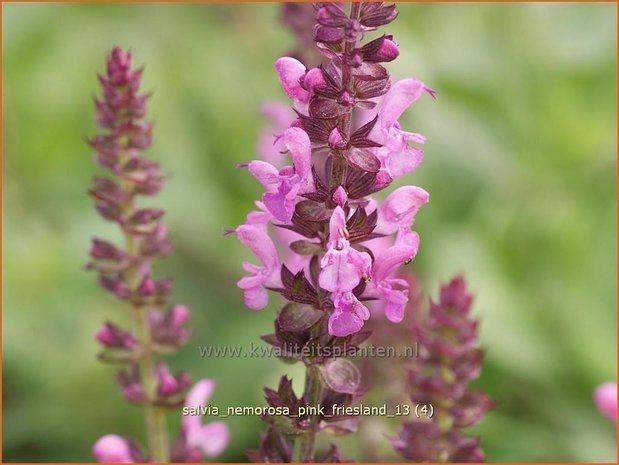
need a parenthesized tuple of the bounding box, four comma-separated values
(3, 2, 617, 462)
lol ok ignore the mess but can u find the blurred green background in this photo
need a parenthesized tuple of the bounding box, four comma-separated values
(3, 2, 617, 462)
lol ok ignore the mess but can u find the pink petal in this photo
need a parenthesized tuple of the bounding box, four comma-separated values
(329, 292, 369, 337)
(262, 177, 300, 223)
(378, 186, 429, 233)
(284, 127, 312, 180)
(387, 146, 424, 177)
(396, 229, 420, 248)
(183, 380, 216, 434)
(185, 379, 215, 410)
(329, 206, 347, 241)
(594, 382, 617, 421)
(381, 286, 409, 323)
(247, 160, 281, 188)
(319, 249, 364, 293)
(372, 245, 418, 283)
(188, 422, 230, 458)
(329, 309, 364, 337)
(275, 57, 310, 103)
(378, 78, 427, 128)
(183, 381, 229, 458)
(237, 273, 263, 289)
(92, 435, 134, 463)
(236, 225, 280, 272)
(246, 209, 272, 226)
(242, 285, 269, 310)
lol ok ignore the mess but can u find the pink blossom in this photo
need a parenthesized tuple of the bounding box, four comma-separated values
(319, 207, 371, 294)
(245, 201, 273, 227)
(369, 235, 420, 323)
(371, 79, 435, 179)
(594, 382, 617, 422)
(377, 185, 430, 235)
(92, 435, 135, 463)
(235, 224, 282, 310)
(183, 380, 230, 458)
(329, 291, 370, 337)
(248, 127, 312, 223)
(275, 57, 310, 107)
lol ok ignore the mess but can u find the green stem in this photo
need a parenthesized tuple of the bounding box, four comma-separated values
(124, 204, 170, 462)
(133, 303, 170, 463)
(294, 366, 323, 462)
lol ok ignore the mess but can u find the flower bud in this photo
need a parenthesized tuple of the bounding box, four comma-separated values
(328, 128, 347, 150)
(156, 363, 192, 398)
(303, 68, 327, 93)
(332, 186, 348, 207)
(138, 276, 156, 296)
(99, 275, 131, 299)
(116, 364, 145, 403)
(168, 304, 190, 327)
(96, 322, 137, 349)
(376, 38, 399, 62)
(360, 35, 400, 63)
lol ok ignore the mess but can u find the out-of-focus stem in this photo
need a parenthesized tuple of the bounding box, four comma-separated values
(123, 186, 170, 463)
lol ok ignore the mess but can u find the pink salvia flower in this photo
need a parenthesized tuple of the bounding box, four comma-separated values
(235, 224, 282, 309)
(319, 207, 372, 294)
(377, 185, 430, 234)
(242, 3, 432, 461)
(370, 235, 420, 323)
(248, 127, 312, 223)
(371, 79, 435, 179)
(275, 57, 310, 107)
(329, 291, 370, 337)
(234, 4, 432, 338)
(92, 435, 139, 463)
(594, 382, 617, 422)
(183, 380, 230, 458)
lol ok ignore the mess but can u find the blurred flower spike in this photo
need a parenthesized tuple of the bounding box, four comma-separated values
(87, 47, 228, 462)
(393, 277, 494, 462)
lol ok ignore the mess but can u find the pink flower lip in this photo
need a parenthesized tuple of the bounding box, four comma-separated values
(183, 380, 230, 458)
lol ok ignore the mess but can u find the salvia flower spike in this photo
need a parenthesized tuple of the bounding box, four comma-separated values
(88, 47, 228, 462)
(235, 3, 432, 462)
(392, 277, 494, 462)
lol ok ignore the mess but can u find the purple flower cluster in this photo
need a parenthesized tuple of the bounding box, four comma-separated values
(393, 277, 494, 462)
(234, 1, 433, 338)
(236, 3, 433, 462)
(87, 47, 228, 462)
